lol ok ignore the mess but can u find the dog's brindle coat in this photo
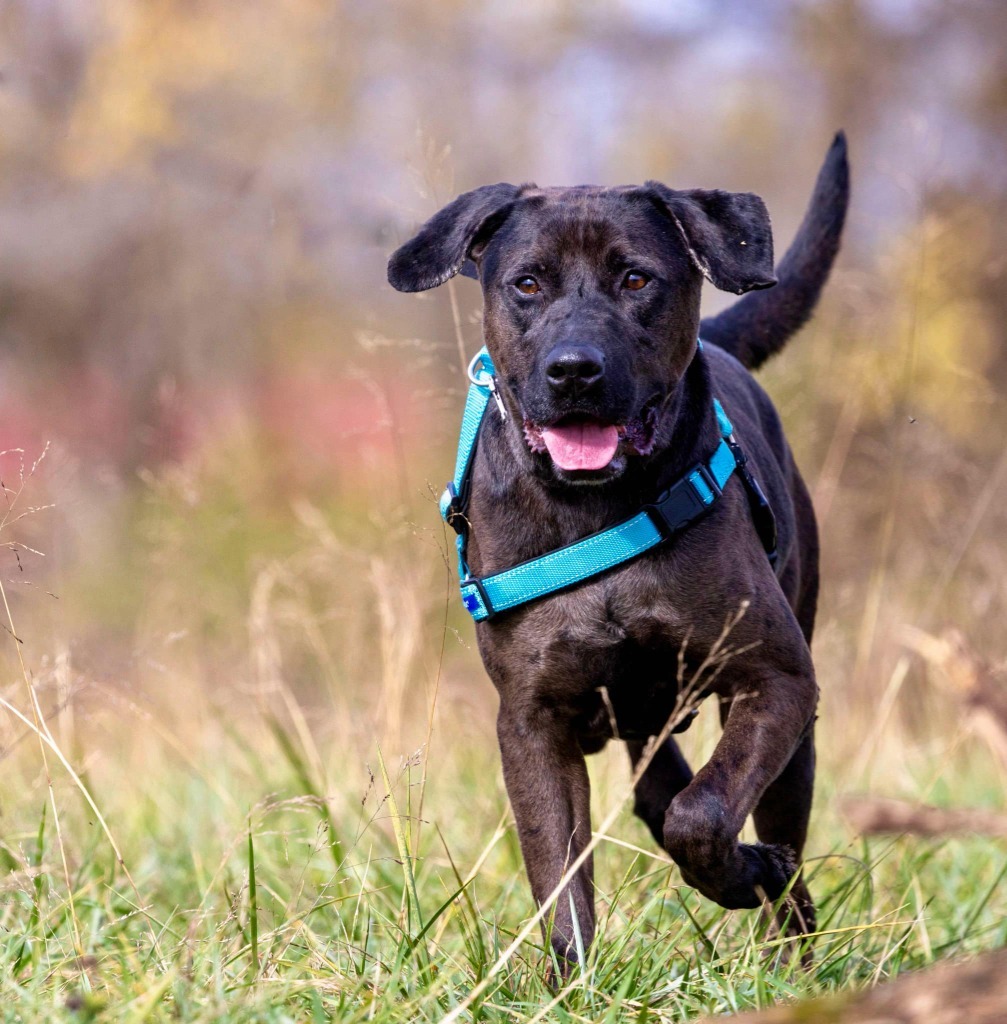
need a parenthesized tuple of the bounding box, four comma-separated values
(389, 135, 849, 966)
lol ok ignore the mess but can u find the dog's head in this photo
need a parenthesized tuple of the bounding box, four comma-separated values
(388, 182, 776, 484)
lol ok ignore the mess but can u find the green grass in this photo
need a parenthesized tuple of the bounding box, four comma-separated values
(1, 434, 1005, 1021)
(1, 689, 1005, 1023)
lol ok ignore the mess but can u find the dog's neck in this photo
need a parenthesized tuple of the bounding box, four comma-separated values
(467, 346, 721, 572)
(644, 347, 715, 497)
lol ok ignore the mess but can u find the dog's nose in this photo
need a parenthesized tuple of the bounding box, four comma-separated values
(545, 345, 605, 394)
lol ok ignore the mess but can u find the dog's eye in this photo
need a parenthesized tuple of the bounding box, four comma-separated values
(623, 271, 650, 291)
(514, 276, 540, 295)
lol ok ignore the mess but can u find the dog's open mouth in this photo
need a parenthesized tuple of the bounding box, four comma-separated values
(534, 419, 621, 471)
(524, 398, 662, 472)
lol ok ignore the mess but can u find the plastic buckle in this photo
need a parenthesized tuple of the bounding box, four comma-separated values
(441, 482, 467, 535)
(645, 465, 719, 539)
(459, 576, 494, 620)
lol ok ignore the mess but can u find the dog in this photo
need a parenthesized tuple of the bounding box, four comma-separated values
(388, 134, 849, 968)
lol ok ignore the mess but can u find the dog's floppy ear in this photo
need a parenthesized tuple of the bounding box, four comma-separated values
(387, 183, 523, 292)
(644, 183, 777, 295)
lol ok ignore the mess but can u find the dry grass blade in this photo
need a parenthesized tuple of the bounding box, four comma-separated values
(0, 583, 83, 974)
(0, 689, 164, 965)
(902, 626, 1007, 774)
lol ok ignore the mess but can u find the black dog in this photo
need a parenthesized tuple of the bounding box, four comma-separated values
(388, 135, 849, 967)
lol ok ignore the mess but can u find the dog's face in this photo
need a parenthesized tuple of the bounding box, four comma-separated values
(477, 188, 709, 484)
(389, 182, 776, 484)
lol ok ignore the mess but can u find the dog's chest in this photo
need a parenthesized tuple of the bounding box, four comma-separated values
(577, 648, 694, 744)
(584, 580, 699, 738)
(493, 562, 710, 727)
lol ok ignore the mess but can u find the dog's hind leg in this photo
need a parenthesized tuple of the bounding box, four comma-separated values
(752, 726, 817, 939)
(626, 738, 693, 849)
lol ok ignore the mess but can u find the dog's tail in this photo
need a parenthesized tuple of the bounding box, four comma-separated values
(700, 132, 850, 371)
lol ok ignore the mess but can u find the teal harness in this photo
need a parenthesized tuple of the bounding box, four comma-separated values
(440, 344, 777, 622)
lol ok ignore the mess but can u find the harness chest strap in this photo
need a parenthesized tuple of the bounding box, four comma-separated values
(440, 346, 776, 622)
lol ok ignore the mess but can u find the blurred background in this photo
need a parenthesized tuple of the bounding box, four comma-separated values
(1, 0, 1007, 843)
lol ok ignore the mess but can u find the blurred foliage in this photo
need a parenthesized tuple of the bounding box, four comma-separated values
(0, 5, 1007, 1015)
(0, 0, 1003, 828)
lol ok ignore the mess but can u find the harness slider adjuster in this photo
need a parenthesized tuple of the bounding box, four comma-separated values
(487, 376, 508, 421)
(459, 576, 495, 620)
(468, 348, 508, 421)
(441, 482, 468, 536)
(693, 462, 723, 503)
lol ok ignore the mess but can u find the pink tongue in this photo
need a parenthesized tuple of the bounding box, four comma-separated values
(540, 421, 620, 470)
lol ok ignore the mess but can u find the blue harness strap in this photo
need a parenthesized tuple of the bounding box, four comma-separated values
(440, 345, 774, 622)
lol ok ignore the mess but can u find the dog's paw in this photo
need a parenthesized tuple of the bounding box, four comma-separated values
(542, 944, 580, 989)
(702, 842, 798, 910)
(741, 841, 799, 902)
(663, 796, 804, 912)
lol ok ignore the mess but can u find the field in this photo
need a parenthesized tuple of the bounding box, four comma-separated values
(1, 3, 1006, 1021)
(2, 288, 1006, 1022)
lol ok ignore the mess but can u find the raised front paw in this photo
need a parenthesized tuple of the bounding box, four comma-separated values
(681, 841, 799, 910)
(664, 793, 800, 911)
(737, 841, 799, 904)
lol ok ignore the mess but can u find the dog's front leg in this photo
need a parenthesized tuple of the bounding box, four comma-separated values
(662, 666, 817, 920)
(497, 704, 594, 970)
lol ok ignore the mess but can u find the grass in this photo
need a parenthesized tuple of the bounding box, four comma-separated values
(2, 274, 1006, 1019)
(0, 707, 1005, 1023)
(1, 536, 1005, 1023)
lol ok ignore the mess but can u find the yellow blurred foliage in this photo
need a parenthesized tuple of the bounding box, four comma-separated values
(62, 0, 344, 176)
(866, 208, 999, 443)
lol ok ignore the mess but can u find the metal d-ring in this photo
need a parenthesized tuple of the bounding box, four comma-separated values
(467, 349, 493, 386)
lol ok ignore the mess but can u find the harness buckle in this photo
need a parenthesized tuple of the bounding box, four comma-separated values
(644, 464, 721, 539)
